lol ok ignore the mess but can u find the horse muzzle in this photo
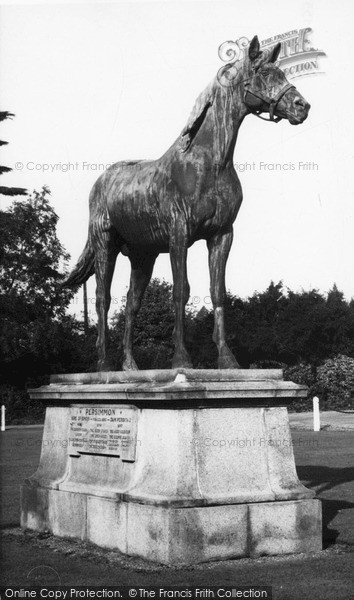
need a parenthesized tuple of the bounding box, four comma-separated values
(283, 93, 311, 125)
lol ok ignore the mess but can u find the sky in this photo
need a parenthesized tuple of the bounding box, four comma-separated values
(1, 0, 353, 321)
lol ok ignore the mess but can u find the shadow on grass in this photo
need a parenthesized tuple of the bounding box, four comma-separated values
(297, 465, 354, 547)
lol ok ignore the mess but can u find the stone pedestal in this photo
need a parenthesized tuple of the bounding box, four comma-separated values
(21, 369, 322, 564)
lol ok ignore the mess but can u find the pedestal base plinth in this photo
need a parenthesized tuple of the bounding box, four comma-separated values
(21, 369, 322, 564)
(21, 485, 321, 565)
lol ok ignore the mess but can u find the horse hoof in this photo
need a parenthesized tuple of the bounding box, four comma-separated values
(172, 351, 193, 369)
(218, 347, 240, 369)
(122, 358, 139, 371)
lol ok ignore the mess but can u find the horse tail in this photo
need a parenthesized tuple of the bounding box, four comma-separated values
(63, 228, 95, 287)
(62, 178, 116, 288)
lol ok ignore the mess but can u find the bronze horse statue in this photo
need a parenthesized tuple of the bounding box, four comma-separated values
(64, 35, 310, 371)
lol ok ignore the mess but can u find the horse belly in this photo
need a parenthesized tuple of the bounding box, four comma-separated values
(106, 172, 169, 248)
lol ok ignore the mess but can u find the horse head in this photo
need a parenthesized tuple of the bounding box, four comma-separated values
(241, 35, 311, 125)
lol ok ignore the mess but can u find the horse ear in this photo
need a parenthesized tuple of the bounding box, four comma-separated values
(248, 35, 260, 61)
(180, 82, 215, 152)
(268, 42, 281, 63)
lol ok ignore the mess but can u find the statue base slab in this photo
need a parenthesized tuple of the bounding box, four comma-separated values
(21, 369, 322, 565)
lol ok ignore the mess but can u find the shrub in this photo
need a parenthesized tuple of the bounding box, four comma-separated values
(0, 384, 45, 424)
(284, 362, 316, 412)
(315, 354, 354, 411)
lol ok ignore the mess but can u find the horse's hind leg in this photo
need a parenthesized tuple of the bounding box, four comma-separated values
(122, 250, 157, 371)
(94, 228, 120, 371)
(208, 228, 240, 369)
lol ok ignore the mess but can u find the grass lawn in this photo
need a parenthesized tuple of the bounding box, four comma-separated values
(1, 425, 353, 599)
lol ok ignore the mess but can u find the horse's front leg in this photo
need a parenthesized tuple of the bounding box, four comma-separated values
(170, 220, 193, 369)
(208, 228, 240, 369)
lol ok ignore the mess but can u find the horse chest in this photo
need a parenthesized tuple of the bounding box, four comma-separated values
(199, 173, 242, 231)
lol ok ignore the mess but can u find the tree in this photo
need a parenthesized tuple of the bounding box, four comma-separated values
(0, 111, 27, 197)
(241, 281, 286, 364)
(189, 305, 216, 368)
(217, 282, 287, 367)
(277, 288, 326, 364)
(278, 286, 354, 364)
(0, 187, 73, 370)
(110, 279, 195, 370)
(322, 285, 354, 358)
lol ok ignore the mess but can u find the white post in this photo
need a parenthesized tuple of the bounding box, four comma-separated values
(313, 396, 320, 432)
(1, 405, 5, 432)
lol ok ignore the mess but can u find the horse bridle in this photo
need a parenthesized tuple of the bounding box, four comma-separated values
(240, 74, 295, 123)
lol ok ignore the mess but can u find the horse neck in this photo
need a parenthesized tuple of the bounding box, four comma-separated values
(205, 80, 248, 167)
(163, 75, 248, 166)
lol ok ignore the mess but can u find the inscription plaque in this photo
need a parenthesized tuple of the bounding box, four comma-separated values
(69, 404, 138, 461)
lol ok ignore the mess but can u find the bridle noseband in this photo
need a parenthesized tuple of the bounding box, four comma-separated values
(240, 74, 295, 123)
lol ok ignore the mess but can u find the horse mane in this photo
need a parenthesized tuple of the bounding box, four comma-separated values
(179, 58, 247, 152)
(180, 78, 217, 152)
